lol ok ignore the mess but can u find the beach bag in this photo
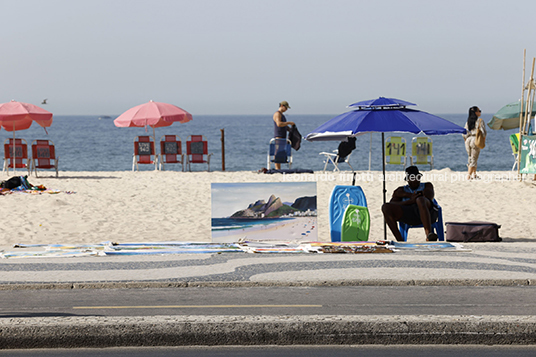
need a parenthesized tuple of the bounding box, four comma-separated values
(0, 176, 34, 190)
(1, 176, 23, 189)
(445, 221, 501, 242)
(475, 118, 486, 149)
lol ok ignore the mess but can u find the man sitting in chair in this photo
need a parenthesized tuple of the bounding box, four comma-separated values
(382, 166, 439, 242)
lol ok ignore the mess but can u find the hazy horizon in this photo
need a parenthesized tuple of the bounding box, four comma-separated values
(2, 0, 536, 117)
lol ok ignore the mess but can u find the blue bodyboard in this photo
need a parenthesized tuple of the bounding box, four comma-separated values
(329, 185, 367, 242)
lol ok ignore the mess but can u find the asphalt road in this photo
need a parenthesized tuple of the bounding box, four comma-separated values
(4, 285, 536, 318)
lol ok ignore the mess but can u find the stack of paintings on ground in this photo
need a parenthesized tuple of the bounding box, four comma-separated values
(0, 240, 468, 258)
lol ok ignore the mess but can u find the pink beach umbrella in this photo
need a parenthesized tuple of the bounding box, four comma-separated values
(0, 100, 53, 174)
(114, 100, 193, 135)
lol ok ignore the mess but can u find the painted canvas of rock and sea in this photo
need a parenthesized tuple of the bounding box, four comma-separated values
(211, 182, 317, 242)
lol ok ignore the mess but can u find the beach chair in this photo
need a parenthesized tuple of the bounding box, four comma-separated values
(385, 136, 406, 168)
(410, 136, 433, 170)
(30, 139, 59, 177)
(509, 133, 520, 171)
(133, 136, 157, 171)
(398, 198, 445, 241)
(2, 138, 30, 176)
(159, 135, 184, 171)
(267, 138, 292, 170)
(320, 151, 354, 172)
(320, 137, 356, 172)
(186, 135, 213, 171)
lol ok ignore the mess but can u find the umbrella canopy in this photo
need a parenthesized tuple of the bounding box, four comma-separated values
(305, 97, 466, 240)
(114, 100, 192, 129)
(347, 97, 416, 108)
(306, 103, 465, 141)
(487, 100, 536, 131)
(0, 100, 53, 131)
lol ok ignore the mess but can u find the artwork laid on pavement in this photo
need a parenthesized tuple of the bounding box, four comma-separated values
(211, 182, 317, 242)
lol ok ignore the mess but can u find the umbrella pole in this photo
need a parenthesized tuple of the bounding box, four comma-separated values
(518, 50, 526, 177)
(12, 124, 16, 176)
(153, 126, 158, 171)
(382, 132, 387, 241)
(369, 133, 372, 171)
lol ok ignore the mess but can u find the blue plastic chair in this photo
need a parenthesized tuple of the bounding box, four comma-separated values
(398, 198, 444, 241)
(267, 138, 292, 169)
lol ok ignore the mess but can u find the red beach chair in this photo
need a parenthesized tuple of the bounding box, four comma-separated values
(159, 135, 184, 171)
(133, 136, 157, 171)
(186, 135, 213, 172)
(31, 139, 59, 177)
(3, 138, 30, 176)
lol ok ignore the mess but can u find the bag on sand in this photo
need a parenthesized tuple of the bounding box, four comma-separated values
(0, 176, 33, 190)
(445, 221, 501, 242)
(475, 118, 486, 149)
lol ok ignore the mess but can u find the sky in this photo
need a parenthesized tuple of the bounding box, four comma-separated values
(211, 182, 316, 218)
(2, 0, 536, 116)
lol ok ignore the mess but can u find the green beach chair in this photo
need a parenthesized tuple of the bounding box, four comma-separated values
(410, 136, 433, 170)
(509, 133, 520, 171)
(385, 136, 406, 168)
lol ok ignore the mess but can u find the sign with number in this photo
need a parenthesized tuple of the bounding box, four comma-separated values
(415, 142, 430, 156)
(163, 142, 178, 155)
(36, 147, 51, 159)
(137, 142, 152, 155)
(9, 146, 23, 158)
(190, 141, 204, 155)
(386, 142, 405, 156)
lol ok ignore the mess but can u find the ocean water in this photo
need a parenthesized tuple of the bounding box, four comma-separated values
(0, 113, 518, 172)
(211, 217, 295, 231)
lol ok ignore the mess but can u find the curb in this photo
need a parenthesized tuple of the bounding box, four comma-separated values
(0, 279, 533, 290)
(1, 315, 536, 348)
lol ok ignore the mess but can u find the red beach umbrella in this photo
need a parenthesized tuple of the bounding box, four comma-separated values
(114, 100, 193, 130)
(0, 100, 53, 174)
(0, 100, 53, 132)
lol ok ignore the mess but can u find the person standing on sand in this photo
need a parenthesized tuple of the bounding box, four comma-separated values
(463, 106, 486, 180)
(272, 101, 295, 170)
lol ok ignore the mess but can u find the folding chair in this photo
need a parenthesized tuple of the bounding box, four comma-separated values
(320, 137, 356, 172)
(410, 136, 433, 170)
(30, 139, 59, 177)
(320, 151, 354, 172)
(133, 136, 157, 171)
(159, 135, 184, 171)
(267, 138, 292, 170)
(398, 198, 445, 241)
(186, 135, 213, 171)
(3, 138, 30, 176)
(509, 133, 520, 171)
(385, 136, 406, 167)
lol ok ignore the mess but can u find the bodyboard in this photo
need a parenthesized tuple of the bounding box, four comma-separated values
(329, 185, 367, 242)
(341, 205, 370, 242)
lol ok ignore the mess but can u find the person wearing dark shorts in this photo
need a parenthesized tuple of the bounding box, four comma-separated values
(272, 101, 295, 170)
(382, 166, 439, 242)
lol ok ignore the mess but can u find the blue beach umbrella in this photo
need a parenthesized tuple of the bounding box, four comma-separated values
(305, 97, 466, 239)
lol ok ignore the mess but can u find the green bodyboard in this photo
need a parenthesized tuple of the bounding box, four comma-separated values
(341, 205, 370, 242)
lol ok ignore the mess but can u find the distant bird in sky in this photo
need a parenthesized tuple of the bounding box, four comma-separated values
(41, 99, 48, 105)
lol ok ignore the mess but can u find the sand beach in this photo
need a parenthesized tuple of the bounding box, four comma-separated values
(0, 169, 535, 246)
